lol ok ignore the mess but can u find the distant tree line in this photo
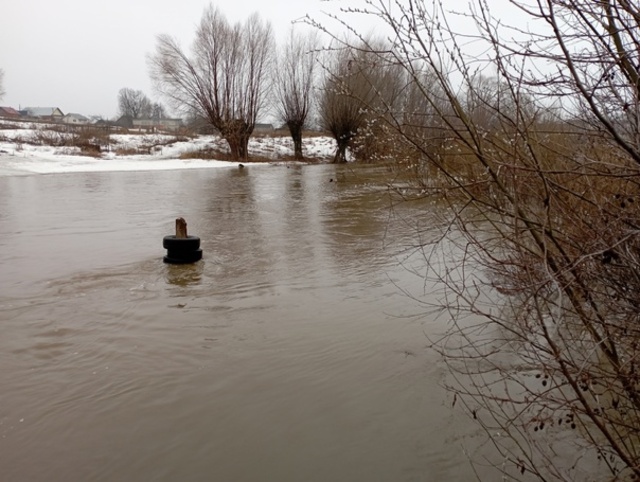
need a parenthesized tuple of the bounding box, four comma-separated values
(145, 4, 433, 163)
(144, 3, 542, 164)
(144, 2, 636, 168)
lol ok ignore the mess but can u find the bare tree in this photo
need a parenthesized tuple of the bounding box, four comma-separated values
(463, 73, 539, 138)
(274, 29, 319, 160)
(318, 48, 366, 163)
(149, 5, 274, 161)
(118, 88, 152, 119)
(314, 1, 640, 480)
(348, 46, 409, 163)
(377, 65, 455, 175)
(319, 42, 403, 163)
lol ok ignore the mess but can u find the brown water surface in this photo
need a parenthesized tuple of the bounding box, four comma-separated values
(0, 164, 479, 481)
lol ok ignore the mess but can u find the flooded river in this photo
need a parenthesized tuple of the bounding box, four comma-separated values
(0, 164, 483, 481)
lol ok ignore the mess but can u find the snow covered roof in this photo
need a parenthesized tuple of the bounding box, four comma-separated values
(63, 113, 89, 121)
(24, 107, 64, 117)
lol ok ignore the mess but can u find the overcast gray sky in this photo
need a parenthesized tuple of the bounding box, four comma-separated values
(0, 0, 353, 118)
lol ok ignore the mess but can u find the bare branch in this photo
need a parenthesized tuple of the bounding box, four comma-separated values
(149, 4, 274, 160)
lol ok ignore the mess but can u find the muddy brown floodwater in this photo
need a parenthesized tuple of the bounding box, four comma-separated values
(0, 164, 486, 481)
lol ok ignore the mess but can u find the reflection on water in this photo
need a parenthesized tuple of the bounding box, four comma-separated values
(164, 263, 204, 287)
(0, 164, 486, 481)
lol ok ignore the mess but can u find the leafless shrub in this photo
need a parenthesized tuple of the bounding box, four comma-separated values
(318, 42, 383, 163)
(72, 127, 110, 148)
(32, 129, 72, 146)
(313, 0, 640, 480)
(114, 146, 150, 156)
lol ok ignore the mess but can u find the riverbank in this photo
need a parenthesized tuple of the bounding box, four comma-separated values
(0, 119, 336, 176)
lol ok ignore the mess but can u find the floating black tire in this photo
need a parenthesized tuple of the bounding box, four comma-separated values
(163, 249, 203, 264)
(165, 248, 202, 260)
(163, 235, 200, 251)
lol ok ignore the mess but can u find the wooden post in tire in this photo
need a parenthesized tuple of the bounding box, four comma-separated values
(176, 217, 188, 238)
(163, 218, 203, 264)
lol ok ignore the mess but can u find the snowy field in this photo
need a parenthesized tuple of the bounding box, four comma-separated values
(0, 119, 336, 176)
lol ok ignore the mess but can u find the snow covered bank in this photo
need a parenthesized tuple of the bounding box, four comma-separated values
(0, 120, 336, 176)
(0, 150, 237, 176)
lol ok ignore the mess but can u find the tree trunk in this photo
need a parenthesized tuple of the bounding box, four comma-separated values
(333, 140, 349, 163)
(221, 119, 252, 161)
(225, 135, 250, 161)
(287, 121, 304, 160)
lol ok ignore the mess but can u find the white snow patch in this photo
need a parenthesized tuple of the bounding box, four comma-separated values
(0, 119, 336, 176)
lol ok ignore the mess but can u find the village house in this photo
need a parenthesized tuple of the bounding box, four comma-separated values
(23, 107, 64, 121)
(62, 113, 89, 125)
(0, 106, 20, 118)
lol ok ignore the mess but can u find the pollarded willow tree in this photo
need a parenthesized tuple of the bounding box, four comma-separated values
(274, 29, 319, 160)
(313, 0, 640, 480)
(318, 46, 371, 163)
(319, 40, 405, 163)
(149, 5, 274, 161)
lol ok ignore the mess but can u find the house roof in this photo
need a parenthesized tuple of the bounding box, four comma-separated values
(0, 107, 20, 116)
(63, 113, 89, 120)
(24, 107, 64, 117)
